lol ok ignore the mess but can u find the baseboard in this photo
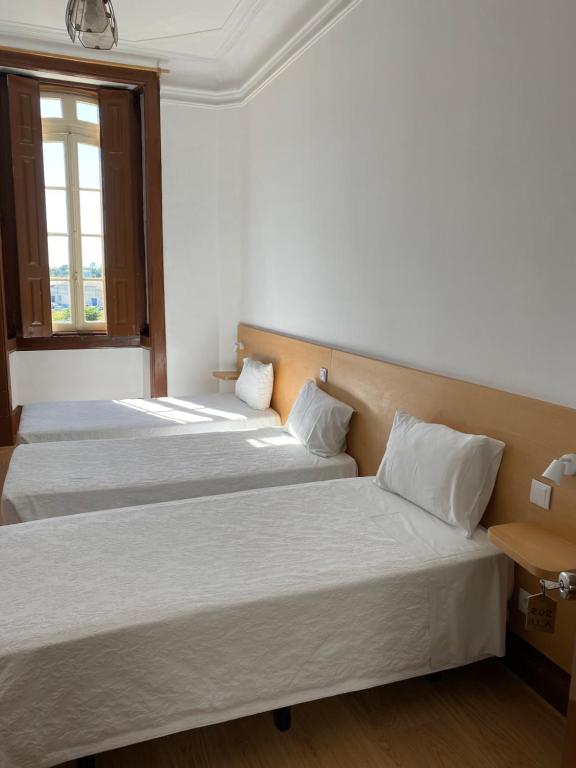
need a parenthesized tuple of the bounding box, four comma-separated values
(503, 630, 570, 715)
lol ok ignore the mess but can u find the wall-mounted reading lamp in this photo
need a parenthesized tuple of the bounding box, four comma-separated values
(542, 454, 576, 485)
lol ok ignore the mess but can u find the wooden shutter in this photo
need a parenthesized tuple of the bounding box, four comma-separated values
(3, 75, 51, 338)
(0, 227, 15, 445)
(0, 79, 20, 339)
(100, 88, 145, 337)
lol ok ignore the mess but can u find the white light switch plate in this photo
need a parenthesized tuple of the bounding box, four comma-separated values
(319, 368, 328, 384)
(530, 479, 552, 510)
(518, 588, 530, 615)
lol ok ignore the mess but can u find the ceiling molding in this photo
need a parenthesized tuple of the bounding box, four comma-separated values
(160, 0, 363, 108)
(160, 84, 244, 109)
(122, 0, 245, 45)
(214, 0, 270, 59)
(0, 0, 364, 108)
(241, 0, 363, 105)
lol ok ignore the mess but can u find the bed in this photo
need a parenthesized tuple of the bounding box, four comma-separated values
(0, 477, 512, 768)
(16, 392, 280, 444)
(2, 427, 357, 524)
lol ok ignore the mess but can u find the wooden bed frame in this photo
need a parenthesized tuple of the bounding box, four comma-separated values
(238, 322, 576, 535)
(238, 322, 576, 671)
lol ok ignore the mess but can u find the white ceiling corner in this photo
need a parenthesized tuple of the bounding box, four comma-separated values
(0, 0, 363, 107)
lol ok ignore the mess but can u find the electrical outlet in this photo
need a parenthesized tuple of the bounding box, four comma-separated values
(530, 479, 552, 510)
(319, 367, 328, 384)
(518, 588, 531, 615)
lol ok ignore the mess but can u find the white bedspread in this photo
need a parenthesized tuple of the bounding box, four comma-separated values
(2, 428, 357, 524)
(17, 392, 280, 443)
(0, 478, 512, 768)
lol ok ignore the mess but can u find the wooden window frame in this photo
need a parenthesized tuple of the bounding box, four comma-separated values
(41, 89, 107, 333)
(0, 48, 167, 405)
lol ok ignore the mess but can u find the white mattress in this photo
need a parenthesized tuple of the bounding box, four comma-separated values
(2, 428, 357, 524)
(17, 392, 281, 444)
(0, 478, 512, 768)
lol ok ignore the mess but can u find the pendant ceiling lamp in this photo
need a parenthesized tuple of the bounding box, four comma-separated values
(65, 0, 119, 50)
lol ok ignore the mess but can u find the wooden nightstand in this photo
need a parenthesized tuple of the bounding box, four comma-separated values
(212, 370, 241, 382)
(488, 522, 576, 580)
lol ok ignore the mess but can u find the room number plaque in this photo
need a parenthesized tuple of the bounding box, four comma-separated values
(525, 593, 557, 634)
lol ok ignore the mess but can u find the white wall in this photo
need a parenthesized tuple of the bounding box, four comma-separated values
(161, 103, 220, 396)
(241, 0, 576, 408)
(217, 108, 247, 373)
(10, 348, 150, 405)
(161, 102, 244, 396)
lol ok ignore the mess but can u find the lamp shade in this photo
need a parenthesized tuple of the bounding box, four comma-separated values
(543, 459, 567, 485)
(65, 0, 118, 50)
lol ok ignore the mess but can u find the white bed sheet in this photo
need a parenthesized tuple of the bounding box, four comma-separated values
(17, 392, 280, 444)
(2, 428, 357, 524)
(0, 478, 512, 768)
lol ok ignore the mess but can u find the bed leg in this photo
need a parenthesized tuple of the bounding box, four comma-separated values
(78, 756, 96, 768)
(273, 706, 292, 732)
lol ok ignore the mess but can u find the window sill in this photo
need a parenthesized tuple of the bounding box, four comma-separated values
(14, 334, 144, 351)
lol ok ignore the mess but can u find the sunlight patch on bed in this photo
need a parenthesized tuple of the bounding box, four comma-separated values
(261, 434, 300, 446)
(113, 399, 213, 424)
(246, 434, 300, 449)
(119, 399, 171, 413)
(158, 398, 247, 422)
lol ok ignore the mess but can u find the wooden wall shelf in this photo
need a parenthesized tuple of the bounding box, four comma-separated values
(212, 370, 240, 382)
(489, 523, 576, 580)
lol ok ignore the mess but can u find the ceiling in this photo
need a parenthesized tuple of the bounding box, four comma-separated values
(0, 0, 362, 105)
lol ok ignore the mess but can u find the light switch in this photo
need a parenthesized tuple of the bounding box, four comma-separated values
(518, 588, 530, 615)
(530, 479, 552, 510)
(319, 368, 328, 384)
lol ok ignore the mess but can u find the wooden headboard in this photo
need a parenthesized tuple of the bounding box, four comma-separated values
(238, 323, 576, 538)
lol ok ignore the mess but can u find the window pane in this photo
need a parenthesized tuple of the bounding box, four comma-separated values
(83, 279, 105, 323)
(78, 143, 101, 189)
(81, 236, 103, 277)
(48, 236, 69, 276)
(79, 190, 102, 235)
(43, 142, 66, 187)
(76, 101, 99, 124)
(45, 189, 68, 234)
(51, 280, 72, 324)
(40, 97, 63, 119)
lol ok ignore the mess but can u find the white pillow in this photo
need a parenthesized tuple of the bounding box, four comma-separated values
(235, 358, 274, 411)
(285, 379, 354, 458)
(375, 411, 505, 537)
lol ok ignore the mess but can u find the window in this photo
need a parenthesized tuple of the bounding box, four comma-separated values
(0, 66, 163, 385)
(41, 92, 106, 332)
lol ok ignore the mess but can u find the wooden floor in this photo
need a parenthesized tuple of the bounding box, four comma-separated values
(75, 660, 564, 768)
